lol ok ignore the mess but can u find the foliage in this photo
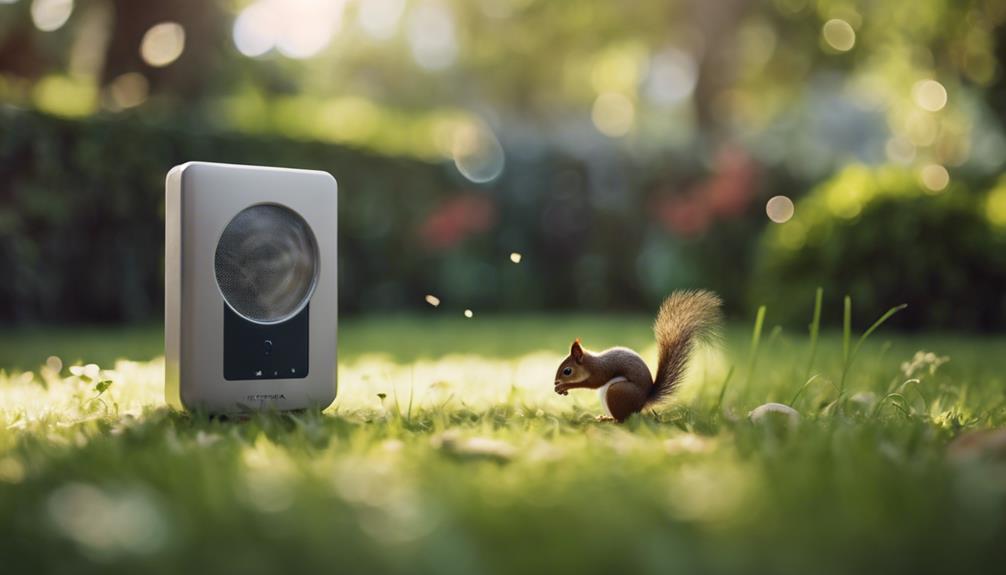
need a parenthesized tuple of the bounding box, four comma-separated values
(1, 316, 1006, 573)
(2, 0, 1004, 176)
(0, 108, 445, 322)
(752, 165, 1006, 330)
(0, 109, 760, 323)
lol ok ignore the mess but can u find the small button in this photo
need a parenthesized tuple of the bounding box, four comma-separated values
(263, 339, 273, 355)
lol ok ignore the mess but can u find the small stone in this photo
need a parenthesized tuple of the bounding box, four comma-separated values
(749, 402, 800, 424)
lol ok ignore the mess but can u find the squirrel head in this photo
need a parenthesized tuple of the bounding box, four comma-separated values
(553, 339, 590, 395)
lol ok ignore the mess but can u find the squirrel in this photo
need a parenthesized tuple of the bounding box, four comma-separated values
(553, 290, 722, 422)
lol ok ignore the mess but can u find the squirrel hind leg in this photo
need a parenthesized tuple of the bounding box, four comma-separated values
(602, 380, 649, 422)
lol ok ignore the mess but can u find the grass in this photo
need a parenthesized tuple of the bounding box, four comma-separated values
(1, 313, 1006, 574)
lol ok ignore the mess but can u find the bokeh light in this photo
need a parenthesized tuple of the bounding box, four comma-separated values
(32, 74, 96, 117)
(47, 483, 168, 555)
(463, 309, 474, 318)
(591, 45, 646, 95)
(885, 136, 916, 165)
(358, 0, 405, 40)
(765, 195, 795, 223)
(31, 0, 73, 32)
(140, 22, 185, 68)
(509, 252, 522, 263)
(821, 19, 855, 52)
(424, 294, 441, 307)
(233, 2, 277, 57)
(644, 47, 698, 106)
(408, 2, 458, 71)
(591, 92, 634, 138)
(919, 164, 949, 193)
(452, 119, 505, 183)
(987, 183, 1006, 227)
(912, 79, 948, 112)
(106, 73, 148, 110)
(232, 0, 344, 59)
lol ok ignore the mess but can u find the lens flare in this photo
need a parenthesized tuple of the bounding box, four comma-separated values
(452, 119, 505, 183)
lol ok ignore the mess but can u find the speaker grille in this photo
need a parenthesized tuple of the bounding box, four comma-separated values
(214, 204, 319, 323)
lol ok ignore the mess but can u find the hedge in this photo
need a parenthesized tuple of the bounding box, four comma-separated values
(1, 109, 760, 323)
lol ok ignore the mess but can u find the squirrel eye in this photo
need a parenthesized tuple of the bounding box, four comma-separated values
(562, 367, 573, 376)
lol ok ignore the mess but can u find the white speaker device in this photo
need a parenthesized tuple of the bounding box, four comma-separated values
(165, 162, 338, 413)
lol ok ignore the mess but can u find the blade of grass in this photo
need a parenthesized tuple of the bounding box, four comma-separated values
(840, 300, 907, 401)
(744, 306, 767, 389)
(714, 365, 735, 414)
(852, 304, 908, 359)
(841, 295, 851, 396)
(803, 287, 823, 384)
(788, 374, 819, 407)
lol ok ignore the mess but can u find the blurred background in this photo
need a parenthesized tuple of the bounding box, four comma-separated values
(1, 0, 1005, 330)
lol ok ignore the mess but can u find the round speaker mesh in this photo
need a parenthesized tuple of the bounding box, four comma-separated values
(214, 204, 319, 323)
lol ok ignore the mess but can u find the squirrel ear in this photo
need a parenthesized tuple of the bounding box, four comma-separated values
(571, 339, 584, 363)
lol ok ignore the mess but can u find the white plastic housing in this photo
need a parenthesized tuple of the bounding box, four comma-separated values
(165, 162, 338, 412)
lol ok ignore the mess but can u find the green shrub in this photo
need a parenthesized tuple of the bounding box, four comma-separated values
(0, 109, 457, 322)
(0, 109, 764, 324)
(752, 165, 1006, 330)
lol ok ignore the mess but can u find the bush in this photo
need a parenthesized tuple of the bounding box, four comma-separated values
(0, 109, 458, 322)
(752, 165, 1006, 330)
(0, 110, 766, 324)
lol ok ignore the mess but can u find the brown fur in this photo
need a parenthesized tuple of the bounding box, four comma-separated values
(650, 290, 723, 405)
(553, 290, 722, 421)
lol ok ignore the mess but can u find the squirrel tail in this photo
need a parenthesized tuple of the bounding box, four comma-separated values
(648, 290, 723, 406)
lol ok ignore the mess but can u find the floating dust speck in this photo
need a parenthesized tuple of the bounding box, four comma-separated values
(464, 309, 474, 318)
(509, 252, 522, 263)
(424, 294, 441, 307)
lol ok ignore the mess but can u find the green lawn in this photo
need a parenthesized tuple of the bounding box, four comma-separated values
(1, 315, 1005, 574)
